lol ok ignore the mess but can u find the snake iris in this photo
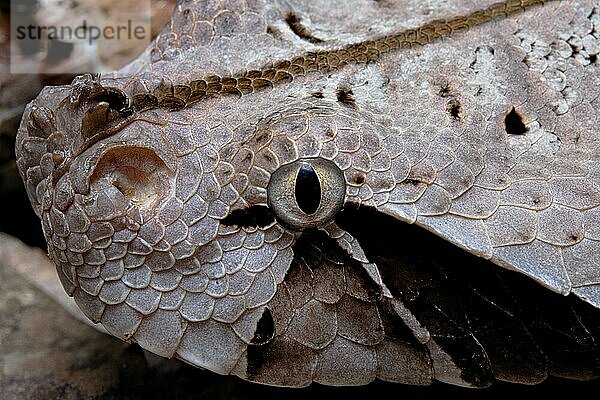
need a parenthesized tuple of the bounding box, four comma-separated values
(14, 0, 600, 387)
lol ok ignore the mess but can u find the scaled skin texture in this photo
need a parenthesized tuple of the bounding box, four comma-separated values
(14, 0, 600, 388)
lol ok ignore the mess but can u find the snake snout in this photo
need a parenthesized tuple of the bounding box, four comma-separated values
(16, 87, 73, 216)
(15, 74, 134, 217)
(42, 144, 176, 322)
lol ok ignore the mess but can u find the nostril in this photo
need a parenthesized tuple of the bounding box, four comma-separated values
(90, 147, 173, 211)
(82, 88, 133, 140)
(88, 87, 131, 113)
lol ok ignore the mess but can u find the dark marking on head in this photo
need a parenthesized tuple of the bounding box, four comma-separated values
(285, 13, 324, 44)
(446, 98, 462, 120)
(505, 107, 528, 135)
(246, 308, 276, 379)
(221, 205, 275, 228)
(438, 84, 462, 120)
(132, 93, 158, 110)
(311, 91, 325, 99)
(336, 88, 357, 108)
(251, 308, 275, 345)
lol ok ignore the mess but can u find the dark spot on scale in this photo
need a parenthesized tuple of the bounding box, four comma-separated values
(262, 153, 274, 163)
(439, 84, 462, 120)
(336, 88, 357, 108)
(254, 132, 270, 144)
(266, 25, 283, 40)
(505, 107, 528, 135)
(311, 91, 325, 98)
(439, 84, 452, 97)
(590, 54, 597, 63)
(352, 173, 366, 185)
(403, 178, 422, 186)
(295, 163, 321, 214)
(285, 13, 324, 44)
(221, 205, 275, 228)
(447, 98, 462, 120)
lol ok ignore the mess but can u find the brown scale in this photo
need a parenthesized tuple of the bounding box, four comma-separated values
(132, 0, 549, 112)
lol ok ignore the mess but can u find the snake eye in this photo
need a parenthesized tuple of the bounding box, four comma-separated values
(267, 158, 346, 229)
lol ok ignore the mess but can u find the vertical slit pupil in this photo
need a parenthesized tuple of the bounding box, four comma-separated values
(295, 163, 321, 215)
